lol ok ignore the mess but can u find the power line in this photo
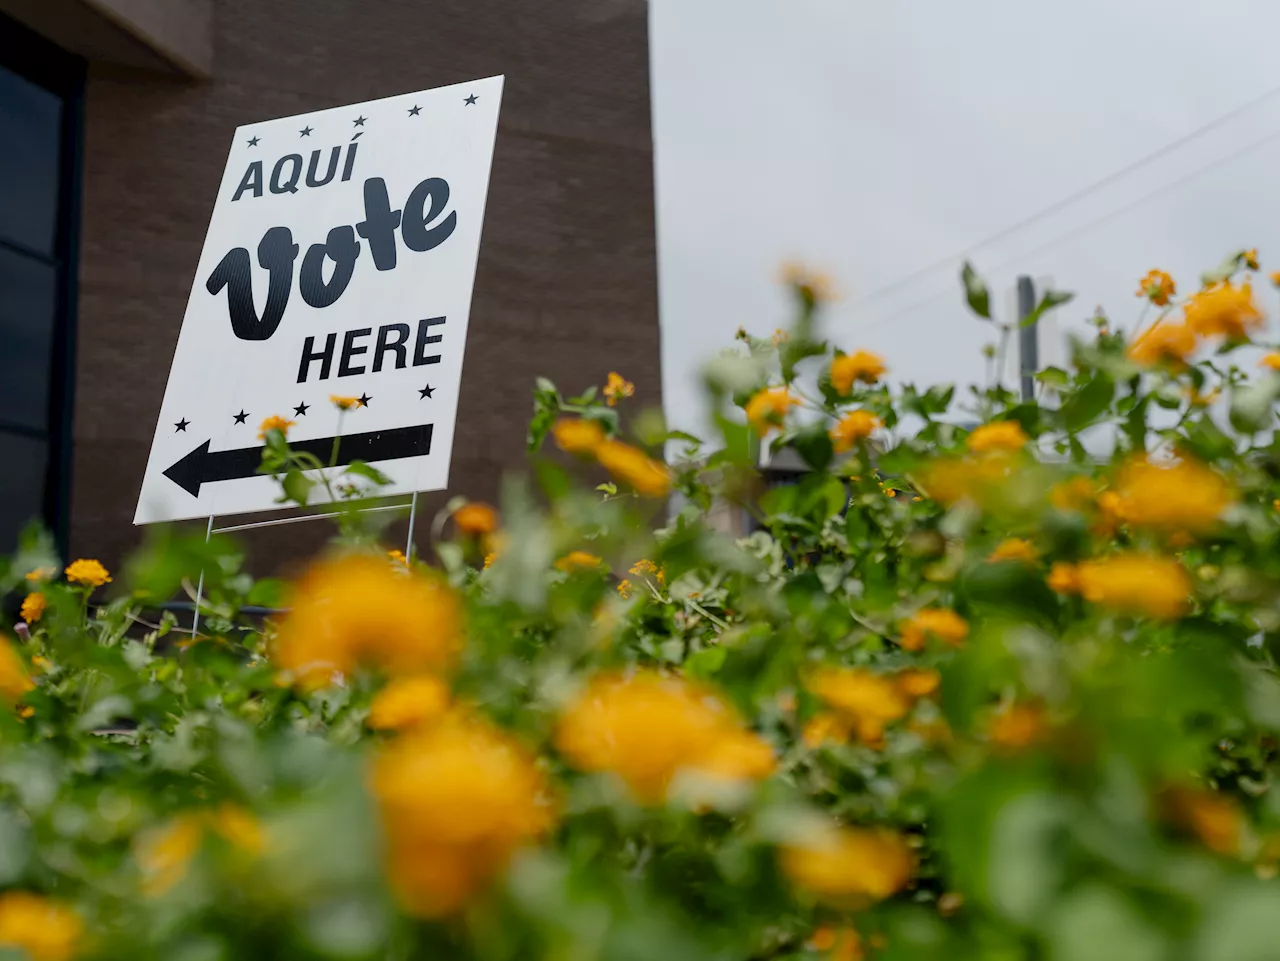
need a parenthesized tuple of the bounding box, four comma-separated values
(846, 121, 1280, 336)
(846, 81, 1280, 313)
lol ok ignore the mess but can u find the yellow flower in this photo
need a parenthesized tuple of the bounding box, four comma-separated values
(780, 262, 836, 303)
(1049, 476, 1096, 513)
(967, 420, 1028, 453)
(830, 410, 881, 452)
(988, 703, 1046, 751)
(899, 608, 969, 652)
(1270, 271, 1280, 288)
(1185, 385, 1221, 407)
(603, 371, 635, 406)
(1112, 456, 1236, 534)
(135, 814, 204, 896)
(807, 668, 912, 747)
(1261, 352, 1280, 372)
(771, 328, 790, 347)
(918, 451, 1016, 507)
(257, 414, 295, 440)
(330, 394, 362, 410)
(453, 502, 499, 536)
(596, 440, 673, 498)
(30, 656, 51, 674)
(272, 555, 463, 689)
(1136, 269, 1177, 306)
(781, 825, 913, 905)
(1183, 282, 1264, 339)
(1046, 562, 1081, 594)
(628, 559, 664, 585)
(1244, 248, 1260, 271)
(210, 804, 265, 857)
(64, 559, 110, 588)
(987, 538, 1038, 565)
(556, 551, 604, 572)
(0, 892, 82, 961)
(551, 417, 606, 455)
(17, 706, 33, 720)
(1075, 553, 1191, 619)
(830, 351, 886, 394)
(368, 675, 451, 732)
(803, 712, 852, 748)
(24, 567, 55, 583)
(20, 593, 45, 624)
(1127, 321, 1198, 368)
(0, 638, 33, 703)
(1160, 786, 1242, 856)
(616, 579, 633, 599)
(809, 926, 865, 961)
(744, 387, 797, 435)
(371, 712, 555, 917)
(554, 671, 775, 803)
(483, 552, 497, 569)
(387, 549, 408, 567)
(894, 668, 941, 699)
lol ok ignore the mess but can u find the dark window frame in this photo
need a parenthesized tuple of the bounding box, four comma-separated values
(0, 11, 84, 554)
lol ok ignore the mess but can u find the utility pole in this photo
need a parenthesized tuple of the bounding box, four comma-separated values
(1017, 275, 1038, 402)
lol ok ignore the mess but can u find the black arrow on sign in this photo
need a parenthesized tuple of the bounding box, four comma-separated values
(162, 423, 433, 497)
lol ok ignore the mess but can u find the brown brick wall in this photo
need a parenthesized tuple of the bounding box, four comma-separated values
(71, 0, 660, 575)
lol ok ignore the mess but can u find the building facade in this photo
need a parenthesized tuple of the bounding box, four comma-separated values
(0, 0, 660, 573)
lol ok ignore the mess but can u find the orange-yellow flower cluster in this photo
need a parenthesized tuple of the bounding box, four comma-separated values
(1048, 553, 1191, 619)
(0, 892, 82, 961)
(987, 538, 1038, 565)
(745, 387, 798, 435)
(918, 451, 1018, 508)
(371, 713, 555, 916)
(367, 675, 452, 732)
(64, 559, 110, 588)
(830, 410, 880, 452)
(604, 371, 635, 406)
(967, 420, 1028, 453)
(556, 551, 605, 572)
(987, 702, 1046, 751)
(1110, 456, 1235, 535)
(830, 351, 886, 394)
(554, 671, 774, 803)
(1159, 786, 1242, 856)
(551, 416, 673, 498)
(1183, 282, 1264, 339)
(1127, 321, 1197, 369)
(805, 667, 939, 748)
(0, 638, 33, 704)
(453, 501, 499, 536)
(20, 593, 45, 624)
(272, 554, 463, 689)
(781, 824, 914, 906)
(134, 804, 264, 896)
(899, 608, 969, 652)
(257, 414, 295, 440)
(1136, 269, 1176, 306)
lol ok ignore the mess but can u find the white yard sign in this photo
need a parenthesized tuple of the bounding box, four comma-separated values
(134, 76, 504, 524)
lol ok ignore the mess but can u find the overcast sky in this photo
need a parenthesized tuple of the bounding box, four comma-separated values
(650, 0, 1280, 436)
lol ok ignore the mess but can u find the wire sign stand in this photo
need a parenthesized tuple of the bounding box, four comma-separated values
(188, 491, 419, 637)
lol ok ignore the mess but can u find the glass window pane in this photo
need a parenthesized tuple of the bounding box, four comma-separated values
(0, 246, 55, 432)
(0, 431, 47, 552)
(0, 62, 61, 257)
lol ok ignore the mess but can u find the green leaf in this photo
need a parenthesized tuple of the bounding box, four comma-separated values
(1060, 374, 1115, 432)
(281, 469, 315, 506)
(1229, 376, 1280, 434)
(792, 426, 834, 472)
(1036, 366, 1071, 389)
(684, 646, 727, 679)
(961, 261, 992, 320)
(343, 460, 392, 486)
(1019, 289, 1074, 327)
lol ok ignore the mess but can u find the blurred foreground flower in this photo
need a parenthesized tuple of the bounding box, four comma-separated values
(0, 892, 81, 961)
(272, 555, 463, 689)
(1183, 282, 1263, 339)
(552, 417, 605, 455)
(830, 410, 880, 452)
(454, 501, 499, 536)
(371, 713, 554, 917)
(745, 387, 797, 435)
(1160, 786, 1243, 856)
(595, 440, 673, 498)
(0, 638, 33, 703)
(807, 667, 933, 747)
(1127, 321, 1197, 368)
(781, 825, 913, 907)
(368, 676, 451, 732)
(967, 421, 1028, 453)
(1111, 456, 1235, 534)
(257, 414, 295, 440)
(555, 671, 774, 803)
(1052, 554, 1191, 619)
(829, 350, 885, 393)
(899, 608, 968, 652)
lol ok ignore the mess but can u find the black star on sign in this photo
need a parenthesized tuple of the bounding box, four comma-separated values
(358, 392, 372, 407)
(353, 115, 367, 127)
(247, 136, 260, 147)
(294, 401, 310, 417)
(408, 105, 422, 116)
(300, 126, 313, 137)
(174, 418, 190, 432)
(233, 410, 249, 425)
(464, 94, 478, 105)
(418, 384, 435, 399)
